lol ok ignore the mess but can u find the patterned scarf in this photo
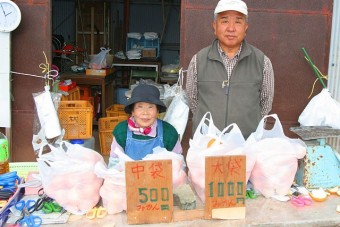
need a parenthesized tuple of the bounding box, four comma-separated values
(127, 118, 152, 135)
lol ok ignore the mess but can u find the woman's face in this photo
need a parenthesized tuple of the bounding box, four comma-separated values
(213, 10, 248, 52)
(131, 102, 158, 128)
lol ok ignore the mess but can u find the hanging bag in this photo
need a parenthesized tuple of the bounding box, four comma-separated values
(298, 88, 340, 129)
(163, 68, 189, 141)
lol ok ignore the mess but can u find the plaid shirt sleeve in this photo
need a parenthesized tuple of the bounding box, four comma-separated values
(185, 54, 198, 113)
(260, 55, 275, 116)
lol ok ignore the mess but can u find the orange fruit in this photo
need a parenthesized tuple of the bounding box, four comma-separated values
(309, 188, 328, 202)
(327, 186, 339, 195)
(207, 138, 216, 148)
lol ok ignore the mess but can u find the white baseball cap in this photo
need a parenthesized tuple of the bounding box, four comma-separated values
(214, 0, 248, 16)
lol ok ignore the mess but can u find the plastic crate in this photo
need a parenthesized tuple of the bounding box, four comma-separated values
(58, 100, 93, 139)
(61, 86, 80, 101)
(112, 104, 125, 111)
(99, 116, 128, 155)
(9, 162, 38, 179)
(106, 104, 129, 118)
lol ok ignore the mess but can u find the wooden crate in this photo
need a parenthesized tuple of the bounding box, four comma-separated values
(98, 116, 128, 155)
(58, 100, 93, 139)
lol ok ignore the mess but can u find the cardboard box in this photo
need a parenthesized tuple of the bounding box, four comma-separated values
(86, 68, 115, 76)
(142, 48, 157, 58)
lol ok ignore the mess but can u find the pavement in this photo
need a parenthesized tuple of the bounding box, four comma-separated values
(29, 193, 340, 227)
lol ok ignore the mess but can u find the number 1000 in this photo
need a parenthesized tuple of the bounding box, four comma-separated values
(208, 182, 244, 197)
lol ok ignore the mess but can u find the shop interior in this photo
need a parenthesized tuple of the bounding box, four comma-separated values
(52, 0, 180, 81)
(1, 0, 340, 226)
(51, 0, 182, 154)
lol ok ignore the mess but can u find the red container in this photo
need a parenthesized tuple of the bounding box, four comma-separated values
(59, 81, 76, 92)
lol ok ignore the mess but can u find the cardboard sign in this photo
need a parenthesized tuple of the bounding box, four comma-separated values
(204, 155, 246, 220)
(125, 160, 173, 224)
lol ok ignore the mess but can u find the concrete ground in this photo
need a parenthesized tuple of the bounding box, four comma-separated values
(42, 194, 340, 227)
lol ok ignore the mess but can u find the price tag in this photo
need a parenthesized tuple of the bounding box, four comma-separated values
(125, 160, 173, 224)
(204, 155, 246, 220)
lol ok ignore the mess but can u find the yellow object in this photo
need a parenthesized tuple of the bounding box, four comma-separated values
(0, 200, 7, 208)
(0, 160, 9, 175)
(61, 86, 80, 101)
(309, 188, 328, 202)
(58, 100, 93, 139)
(207, 138, 216, 148)
(86, 206, 107, 219)
(106, 104, 129, 118)
(9, 162, 38, 179)
(327, 186, 339, 195)
(99, 116, 128, 155)
(86, 68, 115, 76)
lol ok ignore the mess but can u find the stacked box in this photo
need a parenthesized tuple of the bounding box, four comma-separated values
(61, 86, 80, 101)
(58, 100, 93, 139)
(99, 116, 128, 155)
(106, 104, 129, 118)
(86, 68, 115, 76)
(142, 48, 157, 58)
(126, 36, 160, 58)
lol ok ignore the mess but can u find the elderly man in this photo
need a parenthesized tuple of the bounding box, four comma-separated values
(186, 0, 274, 139)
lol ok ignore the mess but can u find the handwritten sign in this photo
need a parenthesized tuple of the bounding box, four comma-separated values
(125, 160, 173, 224)
(204, 155, 246, 219)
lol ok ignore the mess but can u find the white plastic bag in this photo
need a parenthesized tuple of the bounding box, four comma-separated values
(32, 86, 61, 139)
(96, 146, 187, 214)
(298, 88, 340, 128)
(37, 142, 105, 215)
(163, 68, 189, 141)
(94, 155, 127, 215)
(186, 112, 245, 202)
(143, 147, 187, 189)
(89, 47, 111, 69)
(245, 114, 307, 198)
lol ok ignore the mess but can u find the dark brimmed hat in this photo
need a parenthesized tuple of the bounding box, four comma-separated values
(124, 84, 167, 114)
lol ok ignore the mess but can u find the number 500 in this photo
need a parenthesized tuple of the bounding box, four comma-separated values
(138, 188, 169, 203)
